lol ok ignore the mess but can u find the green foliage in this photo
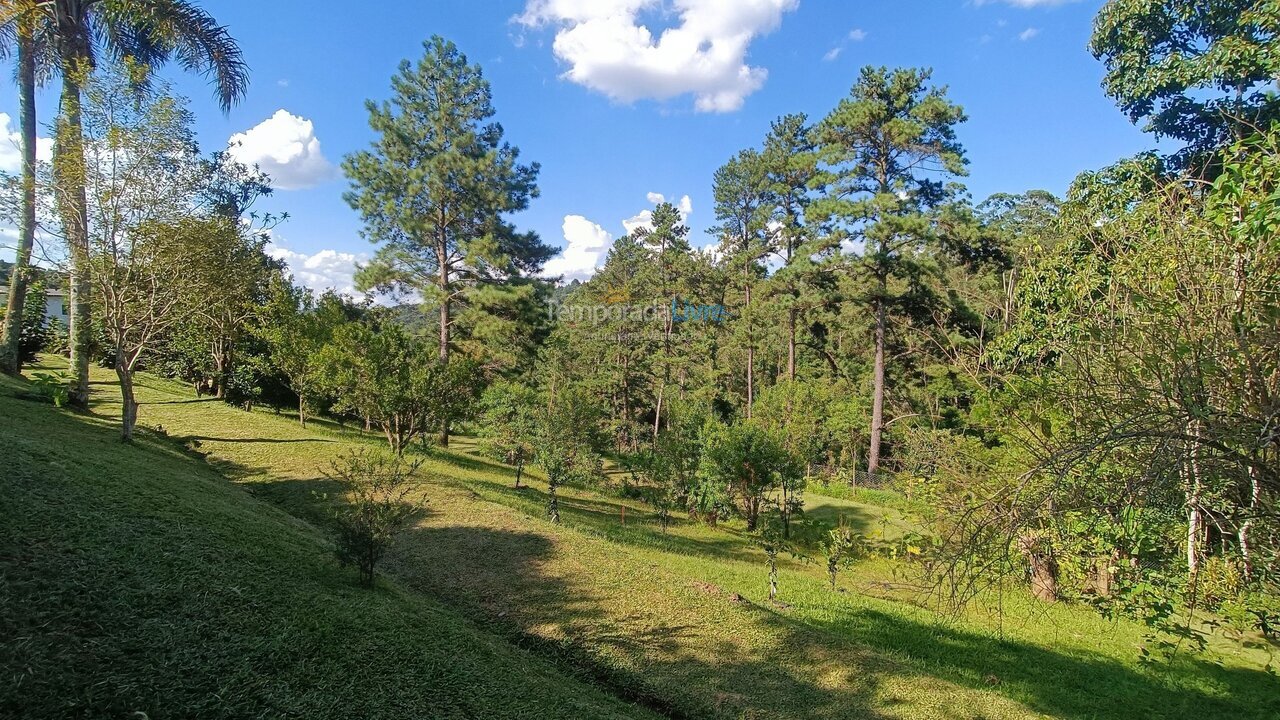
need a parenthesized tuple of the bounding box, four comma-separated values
(29, 370, 69, 407)
(344, 36, 552, 370)
(536, 387, 605, 523)
(319, 321, 480, 455)
(477, 380, 539, 487)
(697, 420, 803, 532)
(321, 449, 425, 587)
(1091, 0, 1280, 169)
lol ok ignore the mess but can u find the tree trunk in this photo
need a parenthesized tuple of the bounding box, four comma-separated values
(547, 478, 560, 523)
(1240, 466, 1261, 579)
(514, 457, 524, 488)
(1018, 534, 1058, 603)
(767, 547, 779, 601)
(745, 280, 754, 419)
(786, 307, 797, 382)
(117, 362, 139, 442)
(0, 20, 36, 376)
(437, 255, 451, 447)
(56, 65, 93, 408)
(867, 282, 887, 479)
(1184, 421, 1204, 580)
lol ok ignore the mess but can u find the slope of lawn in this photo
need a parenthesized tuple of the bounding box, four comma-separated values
(7, 357, 1279, 720)
(0, 367, 661, 720)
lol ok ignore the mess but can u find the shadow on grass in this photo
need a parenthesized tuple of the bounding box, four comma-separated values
(176, 434, 338, 445)
(384, 519, 1280, 720)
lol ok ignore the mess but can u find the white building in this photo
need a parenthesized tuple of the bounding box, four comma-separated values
(0, 285, 69, 326)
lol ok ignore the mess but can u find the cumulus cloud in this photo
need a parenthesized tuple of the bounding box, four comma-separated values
(1018, 27, 1040, 41)
(543, 215, 615, 281)
(267, 242, 368, 296)
(823, 47, 842, 62)
(623, 191, 692, 234)
(0, 112, 53, 173)
(517, 0, 798, 112)
(544, 192, 695, 282)
(227, 110, 336, 190)
(848, 28, 867, 41)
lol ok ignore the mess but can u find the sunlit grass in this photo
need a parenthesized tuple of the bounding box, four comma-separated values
(5, 356, 1276, 719)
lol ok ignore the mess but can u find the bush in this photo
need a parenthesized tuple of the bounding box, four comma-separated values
(322, 450, 425, 586)
(29, 371, 70, 408)
(1197, 555, 1244, 610)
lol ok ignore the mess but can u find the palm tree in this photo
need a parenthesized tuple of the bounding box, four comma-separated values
(1, 0, 248, 403)
(0, 0, 53, 375)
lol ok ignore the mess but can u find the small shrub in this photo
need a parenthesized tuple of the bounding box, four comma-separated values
(322, 449, 425, 586)
(29, 371, 70, 408)
(1197, 556, 1244, 610)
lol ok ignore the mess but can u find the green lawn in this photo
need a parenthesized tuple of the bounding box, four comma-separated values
(3, 358, 1277, 719)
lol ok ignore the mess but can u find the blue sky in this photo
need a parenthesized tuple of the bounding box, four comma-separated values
(1, 0, 1157, 292)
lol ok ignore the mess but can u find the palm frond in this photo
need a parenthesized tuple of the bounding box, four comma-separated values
(98, 0, 248, 112)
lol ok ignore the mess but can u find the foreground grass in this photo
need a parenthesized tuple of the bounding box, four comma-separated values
(0, 368, 659, 719)
(6, 358, 1278, 719)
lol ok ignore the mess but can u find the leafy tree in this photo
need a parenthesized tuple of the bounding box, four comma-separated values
(320, 321, 476, 456)
(823, 525, 865, 591)
(6, 0, 250, 405)
(698, 420, 802, 532)
(0, 279, 51, 364)
(478, 380, 539, 488)
(260, 284, 359, 426)
(812, 66, 968, 479)
(1091, 0, 1280, 170)
(344, 36, 552, 444)
(536, 386, 604, 523)
(80, 69, 212, 441)
(635, 399, 707, 532)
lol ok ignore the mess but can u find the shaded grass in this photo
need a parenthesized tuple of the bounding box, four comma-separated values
(0, 369, 660, 720)
(10, 357, 1279, 719)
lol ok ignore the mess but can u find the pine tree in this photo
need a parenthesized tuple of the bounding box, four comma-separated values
(344, 36, 552, 445)
(812, 66, 967, 478)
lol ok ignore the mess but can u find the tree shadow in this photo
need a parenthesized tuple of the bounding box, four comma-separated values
(176, 434, 338, 445)
(455, 477, 772, 566)
(384, 519, 1280, 720)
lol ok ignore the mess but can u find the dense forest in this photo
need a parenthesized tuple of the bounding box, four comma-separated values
(1, 0, 1277, 677)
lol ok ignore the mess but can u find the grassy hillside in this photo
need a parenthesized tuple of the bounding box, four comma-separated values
(4, 359, 1277, 719)
(0, 368, 659, 719)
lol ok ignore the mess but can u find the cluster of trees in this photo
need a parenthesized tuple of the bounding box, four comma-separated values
(1, 0, 1275, 633)
(497, 0, 1280, 631)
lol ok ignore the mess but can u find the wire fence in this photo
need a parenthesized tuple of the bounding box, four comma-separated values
(808, 465, 900, 492)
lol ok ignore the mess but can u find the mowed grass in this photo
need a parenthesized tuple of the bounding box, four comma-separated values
(6, 357, 1279, 719)
(0, 366, 660, 720)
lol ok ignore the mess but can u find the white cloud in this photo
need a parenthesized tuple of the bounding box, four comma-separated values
(267, 242, 368, 296)
(0, 112, 53, 174)
(1018, 27, 1040, 41)
(622, 208, 655, 235)
(823, 47, 842, 62)
(517, 0, 798, 112)
(543, 214, 615, 281)
(227, 110, 336, 190)
(623, 191, 692, 234)
(848, 28, 867, 41)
